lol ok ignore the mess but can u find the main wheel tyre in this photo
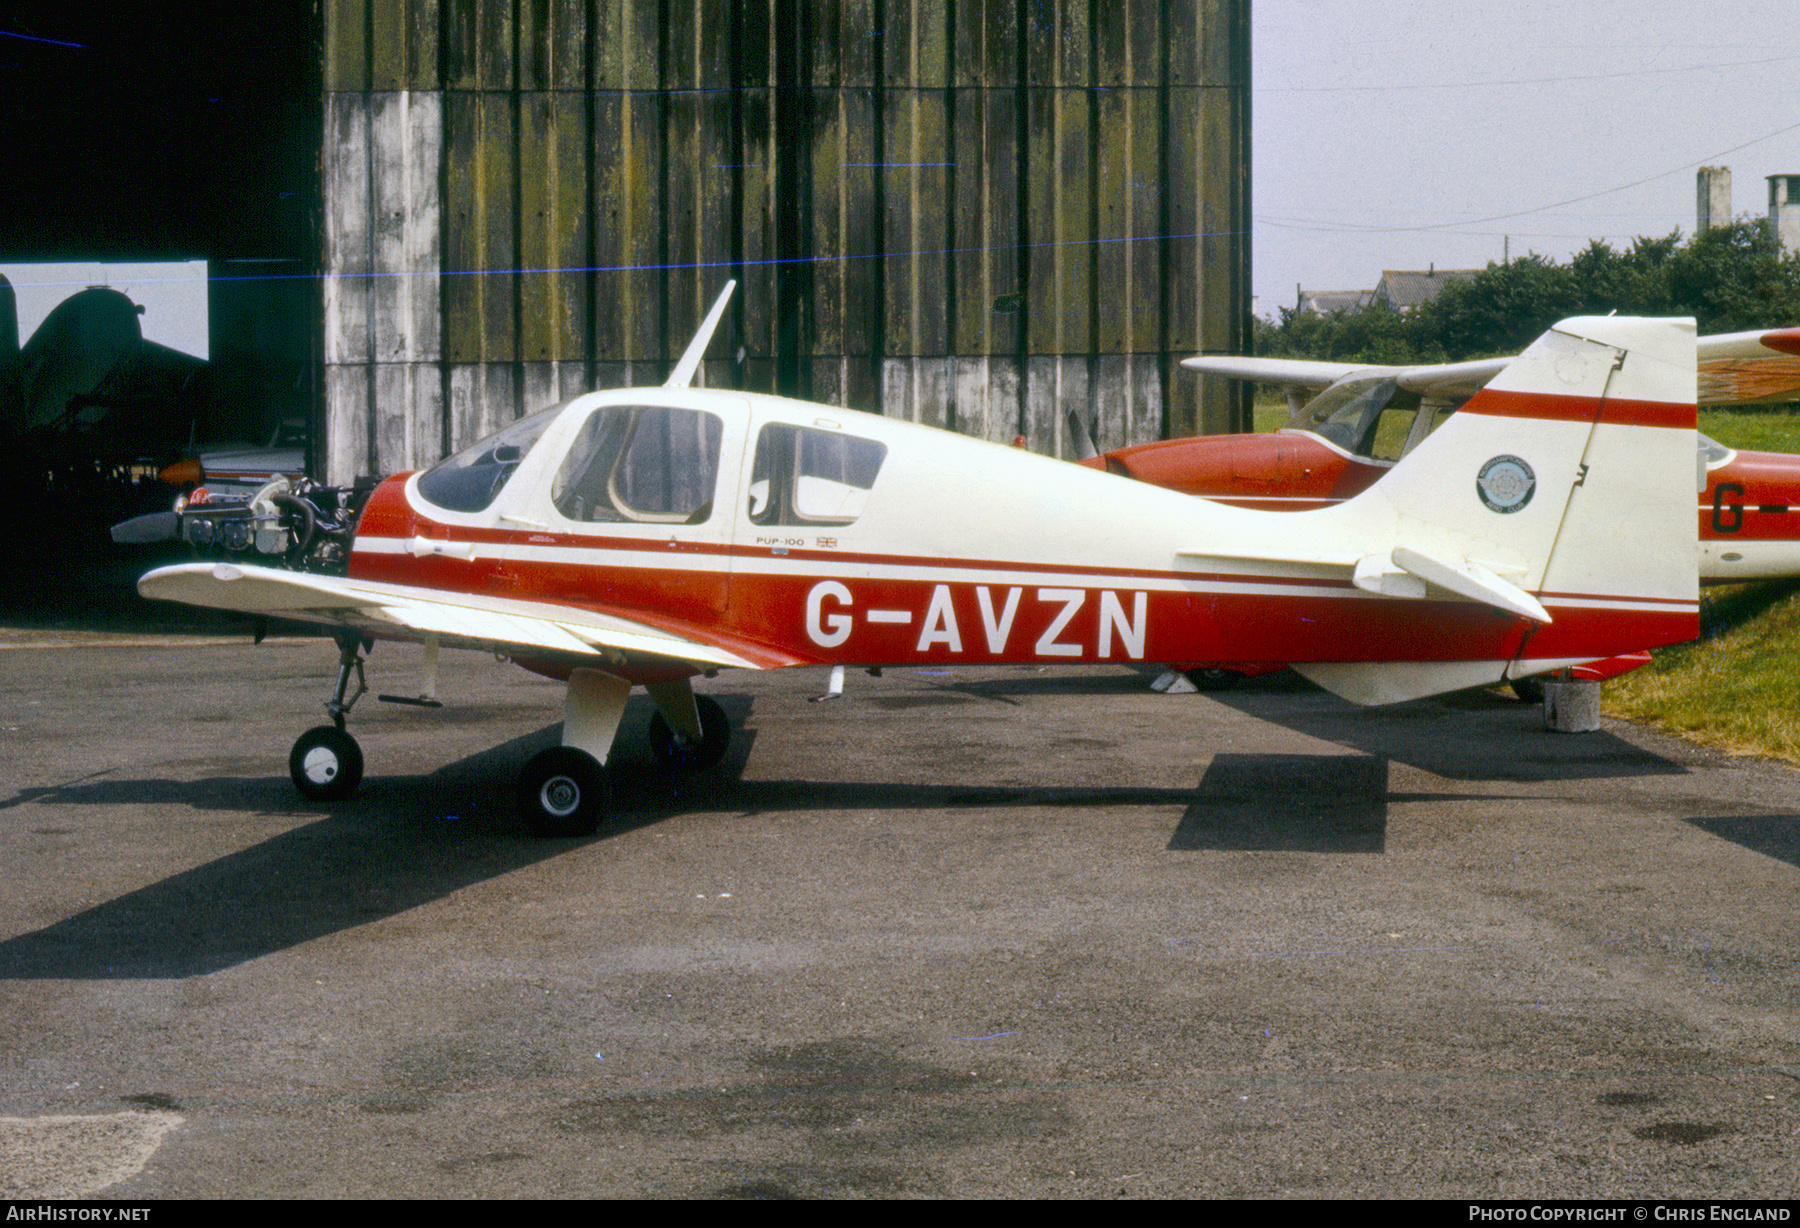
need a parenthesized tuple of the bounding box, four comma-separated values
(1510, 676, 1546, 704)
(646, 695, 731, 770)
(1183, 667, 1243, 692)
(518, 747, 609, 837)
(289, 726, 364, 801)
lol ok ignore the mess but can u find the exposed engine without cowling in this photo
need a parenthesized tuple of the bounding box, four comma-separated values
(171, 476, 372, 575)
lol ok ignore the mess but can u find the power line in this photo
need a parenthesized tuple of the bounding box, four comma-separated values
(1259, 52, 1800, 93)
(1258, 119, 1800, 237)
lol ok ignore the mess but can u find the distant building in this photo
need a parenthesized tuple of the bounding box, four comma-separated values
(1374, 268, 1479, 312)
(1768, 175, 1800, 251)
(1698, 166, 1731, 232)
(1295, 287, 1375, 316)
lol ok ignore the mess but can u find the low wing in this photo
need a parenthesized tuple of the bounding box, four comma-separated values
(138, 562, 803, 671)
(1184, 326, 1800, 408)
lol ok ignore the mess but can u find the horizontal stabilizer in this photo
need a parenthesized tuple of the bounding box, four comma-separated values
(1351, 554, 1426, 599)
(1391, 546, 1550, 624)
(1180, 543, 1549, 622)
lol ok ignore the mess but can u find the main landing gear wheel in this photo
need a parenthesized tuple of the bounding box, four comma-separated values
(518, 746, 610, 837)
(289, 726, 364, 801)
(1510, 676, 1546, 704)
(645, 695, 731, 770)
(1183, 667, 1243, 692)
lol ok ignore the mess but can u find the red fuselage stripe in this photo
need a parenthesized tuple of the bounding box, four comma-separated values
(1460, 390, 1693, 428)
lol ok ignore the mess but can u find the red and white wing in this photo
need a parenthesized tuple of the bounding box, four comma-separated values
(1697, 327, 1800, 405)
(138, 561, 800, 671)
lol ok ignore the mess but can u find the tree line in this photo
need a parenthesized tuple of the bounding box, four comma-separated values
(1256, 221, 1800, 366)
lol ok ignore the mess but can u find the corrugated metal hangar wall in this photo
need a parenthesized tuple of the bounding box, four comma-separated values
(321, 0, 1250, 485)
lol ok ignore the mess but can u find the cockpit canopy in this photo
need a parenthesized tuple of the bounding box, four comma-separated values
(1287, 375, 1432, 462)
(414, 394, 892, 527)
(552, 404, 724, 525)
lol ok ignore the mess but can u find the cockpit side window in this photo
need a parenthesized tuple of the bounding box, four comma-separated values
(1367, 405, 1421, 462)
(747, 423, 886, 526)
(552, 404, 724, 525)
(416, 405, 562, 513)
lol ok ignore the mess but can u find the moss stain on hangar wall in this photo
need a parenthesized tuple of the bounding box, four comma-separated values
(321, 0, 1249, 483)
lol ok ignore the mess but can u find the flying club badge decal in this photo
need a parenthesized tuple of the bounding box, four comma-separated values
(1476, 455, 1535, 513)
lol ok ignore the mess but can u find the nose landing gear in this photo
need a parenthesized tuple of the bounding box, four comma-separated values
(288, 631, 369, 802)
(290, 725, 364, 800)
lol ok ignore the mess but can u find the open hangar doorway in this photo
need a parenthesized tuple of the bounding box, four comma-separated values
(0, 3, 321, 622)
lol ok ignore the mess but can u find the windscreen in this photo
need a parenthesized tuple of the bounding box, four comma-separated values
(416, 405, 562, 513)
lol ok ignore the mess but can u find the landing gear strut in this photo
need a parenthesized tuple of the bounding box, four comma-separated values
(278, 648, 735, 834)
(289, 631, 369, 801)
(512, 673, 733, 836)
(646, 694, 731, 770)
(514, 668, 631, 836)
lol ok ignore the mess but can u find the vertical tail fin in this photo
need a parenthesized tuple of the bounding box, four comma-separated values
(1294, 316, 1698, 703)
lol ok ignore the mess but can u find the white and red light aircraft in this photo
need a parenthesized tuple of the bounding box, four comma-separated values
(137, 286, 1700, 835)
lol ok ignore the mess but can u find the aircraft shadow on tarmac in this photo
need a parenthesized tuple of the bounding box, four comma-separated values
(1196, 670, 1689, 783)
(0, 677, 1642, 981)
(1175, 753, 1391, 854)
(0, 691, 1385, 980)
(0, 697, 749, 981)
(1686, 814, 1800, 871)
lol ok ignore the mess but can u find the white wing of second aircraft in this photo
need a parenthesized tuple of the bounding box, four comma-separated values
(1179, 354, 1508, 402)
(1696, 327, 1800, 404)
(1182, 327, 1800, 407)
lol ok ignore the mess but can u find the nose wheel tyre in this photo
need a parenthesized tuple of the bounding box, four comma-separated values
(646, 695, 731, 770)
(518, 746, 610, 836)
(289, 726, 364, 801)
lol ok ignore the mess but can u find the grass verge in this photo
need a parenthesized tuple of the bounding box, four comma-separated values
(1603, 579, 1800, 762)
(1601, 411, 1800, 761)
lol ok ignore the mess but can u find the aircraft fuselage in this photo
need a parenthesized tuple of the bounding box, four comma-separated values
(341, 385, 1692, 687)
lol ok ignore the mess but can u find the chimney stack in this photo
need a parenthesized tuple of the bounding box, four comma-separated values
(1698, 166, 1731, 232)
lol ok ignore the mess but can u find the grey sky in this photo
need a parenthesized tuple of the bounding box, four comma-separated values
(1253, 0, 1800, 317)
(2, 261, 209, 359)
